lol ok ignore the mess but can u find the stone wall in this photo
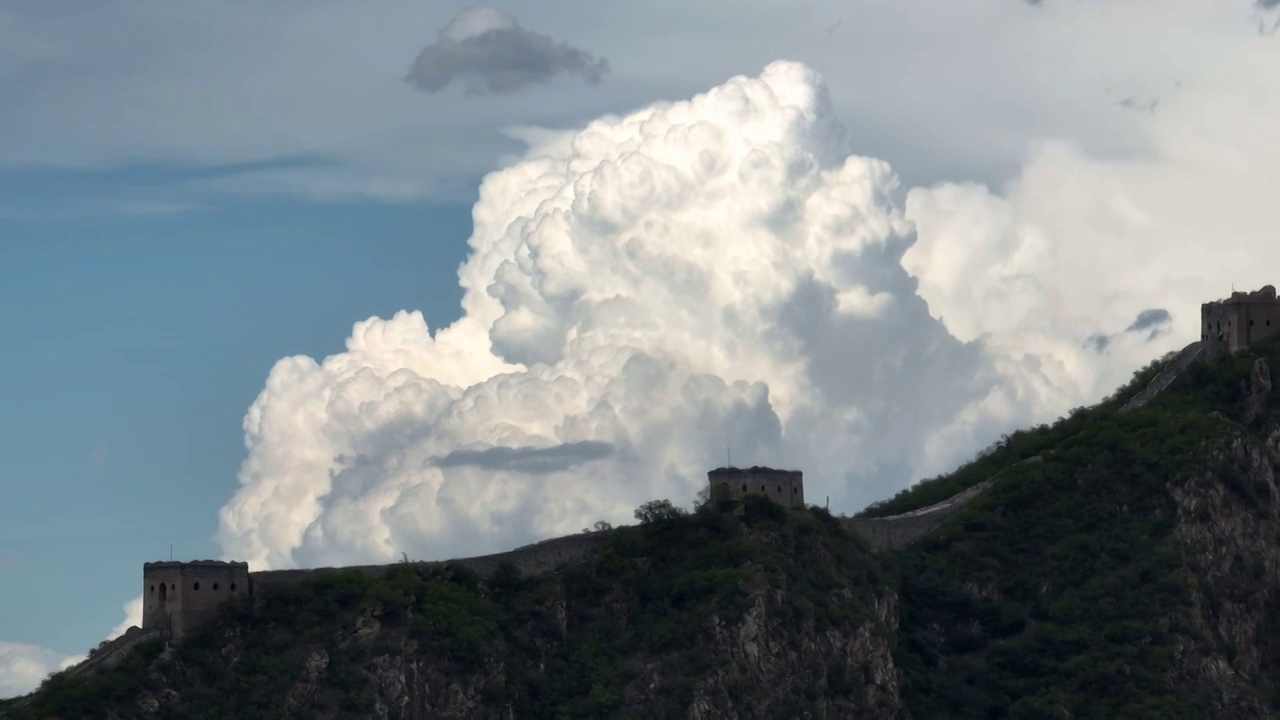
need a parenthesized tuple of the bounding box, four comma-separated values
(1120, 341, 1203, 414)
(846, 479, 995, 550)
(250, 530, 613, 592)
(150, 474, 998, 642)
(61, 626, 159, 681)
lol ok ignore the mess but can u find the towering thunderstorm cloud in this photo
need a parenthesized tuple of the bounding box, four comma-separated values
(215, 61, 1205, 573)
(406, 7, 608, 95)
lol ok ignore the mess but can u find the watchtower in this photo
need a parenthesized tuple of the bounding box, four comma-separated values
(1202, 285, 1280, 361)
(707, 466, 804, 512)
(142, 560, 250, 640)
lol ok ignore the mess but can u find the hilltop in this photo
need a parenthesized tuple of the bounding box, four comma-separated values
(9, 336, 1280, 718)
(4, 500, 898, 719)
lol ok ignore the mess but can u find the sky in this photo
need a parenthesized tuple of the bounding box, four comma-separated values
(3, 0, 1280, 699)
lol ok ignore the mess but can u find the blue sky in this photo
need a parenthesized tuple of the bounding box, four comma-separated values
(3, 0, 1278, 701)
(0, 181, 474, 656)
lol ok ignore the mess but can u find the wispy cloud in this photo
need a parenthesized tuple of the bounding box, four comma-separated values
(431, 441, 616, 474)
(0, 199, 208, 224)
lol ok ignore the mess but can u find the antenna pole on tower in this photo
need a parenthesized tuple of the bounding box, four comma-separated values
(727, 445, 731, 468)
(169, 544, 173, 562)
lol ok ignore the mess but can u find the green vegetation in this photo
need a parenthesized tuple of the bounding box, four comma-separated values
(8, 499, 886, 719)
(10, 339, 1280, 718)
(887, 340, 1279, 718)
(858, 341, 1271, 520)
(2, 638, 166, 718)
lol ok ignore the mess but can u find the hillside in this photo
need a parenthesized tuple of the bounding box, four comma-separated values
(8, 338, 1280, 718)
(891, 340, 1280, 718)
(2, 501, 899, 719)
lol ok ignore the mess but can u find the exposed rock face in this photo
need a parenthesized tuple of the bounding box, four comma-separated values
(326, 578, 905, 719)
(1170, 426, 1280, 718)
(1243, 359, 1273, 425)
(687, 588, 902, 719)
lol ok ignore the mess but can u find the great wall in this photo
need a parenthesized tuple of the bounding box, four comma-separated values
(48, 285, 1280, 686)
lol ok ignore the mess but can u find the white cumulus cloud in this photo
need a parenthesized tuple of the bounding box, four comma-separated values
(108, 596, 144, 641)
(216, 29, 1280, 571)
(904, 24, 1280, 404)
(216, 61, 1060, 572)
(0, 643, 81, 700)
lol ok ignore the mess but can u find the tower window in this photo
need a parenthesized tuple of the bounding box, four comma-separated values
(149, 585, 155, 594)
(777, 485, 782, 493)
(212, 583, 219, 591)
(193, 582, 200, 591)
(760, 485, 765, 492)
(741, 483, 746, 493)
(230, 583, 238, 592)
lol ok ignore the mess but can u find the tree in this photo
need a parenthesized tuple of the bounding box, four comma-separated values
(634, 499, 688, 524)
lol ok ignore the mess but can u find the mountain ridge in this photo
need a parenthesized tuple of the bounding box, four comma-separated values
(8, 338, 1280, 718)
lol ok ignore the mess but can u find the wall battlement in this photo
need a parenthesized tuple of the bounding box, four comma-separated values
(249, 531, 612, 592)
(142, 560, 249, 640)
(142, 533, 613, 640)
(1201, 285, 1280, 361)
(140, 462, 1008, 641)
(708, 465, 804, 511)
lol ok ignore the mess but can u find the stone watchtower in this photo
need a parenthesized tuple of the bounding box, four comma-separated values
(1202, 285, 1280, 361)
(707, 466, 805, 512)
(143, 560, 250, 640)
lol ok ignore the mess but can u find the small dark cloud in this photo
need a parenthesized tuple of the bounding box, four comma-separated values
(1085, 309, 1171, 354)
(1254, 0, 1279, 35)
(1126, 308, 1172, 341)
(1118, 96, 1158, 115)
(406, 6, 609, 95)
(432, 441, 614, 474)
